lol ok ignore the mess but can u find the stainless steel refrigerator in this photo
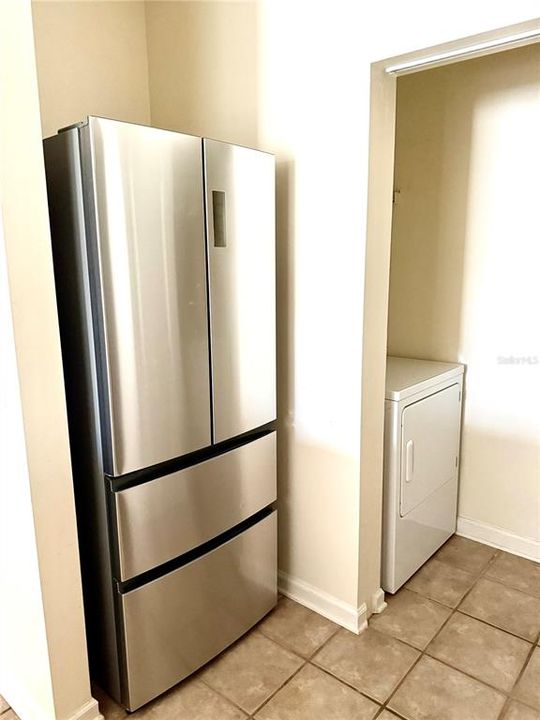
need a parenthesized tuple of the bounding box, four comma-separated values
(43, 117, 277, 711)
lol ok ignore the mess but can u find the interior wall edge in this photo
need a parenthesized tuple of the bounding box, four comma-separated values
(358, 63, 397, 616)
(278, 570, 368, 634)
(387, 43, 540, 552)
(1, 2, 95, 718)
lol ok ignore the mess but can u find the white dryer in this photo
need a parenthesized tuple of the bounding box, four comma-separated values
(382, 356, 464, 594)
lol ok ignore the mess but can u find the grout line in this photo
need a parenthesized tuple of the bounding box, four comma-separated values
(456, 607, 538, 644)
(257, 611, 342, 661)
(253, 551, 540, 719)
(250, 660, 308, 717)
(466, 572, 540, 601)
(401, 584, 459, 609)
(261, 542, 539, 718)
(240, 617, 346, 718)
(374, 705, 409, 720)
(370, 544, 538, 717)
(378, 651, 424, 715)
(503, 641, 538, 710)
(495, 660, 540, 720)
(309, 658, 389, 707)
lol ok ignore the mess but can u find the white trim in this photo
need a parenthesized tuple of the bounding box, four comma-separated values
(370, 587, 387, 614)
(278, 571, 367, 634)
(385, 28, 540, 74)
(64, 698, 103, 720)
(0, 675, 54, 720)
(0, 684, 102, 720)
(457, 516, 540, 562)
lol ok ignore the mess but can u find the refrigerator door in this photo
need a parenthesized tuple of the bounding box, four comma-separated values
(83, 117, 211, 476)
(204, 139, 276, 443)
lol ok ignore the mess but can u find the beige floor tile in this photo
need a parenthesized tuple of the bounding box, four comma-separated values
(435, 535, 498, 575)
(486, 553, 540, 598)
(95, 679, 247, 719)
(0, 696, 9, 713)
(312, 627, 419, 703)
(426, 612, 531, 692)
(255, 664, 379, 720)
(1, 712, 19, 720)
(459, 579, 540, 642)
(377, 712, 401, 720)
(503, 700, 540, 720)
(199, 631, 303, 714)
(93, 685, 127, 719)
(513, 647, 540, 711)
(406, 558, 476, 608)
(258, 596, 338, 657)
(369, 588, 451, 650)
(388, 655, 506, 720)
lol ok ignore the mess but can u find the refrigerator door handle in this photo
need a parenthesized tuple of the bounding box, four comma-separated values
(212, 190, 227, 247)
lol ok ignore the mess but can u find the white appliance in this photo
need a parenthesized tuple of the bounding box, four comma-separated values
(382, 356, 464, 593)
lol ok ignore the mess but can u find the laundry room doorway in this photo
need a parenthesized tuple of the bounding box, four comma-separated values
(360, 20, 540, 598)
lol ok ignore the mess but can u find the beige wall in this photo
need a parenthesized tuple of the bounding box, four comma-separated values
(32, 0, 151, 138)
(388, 45, 540, 552)
(0, 2, 99, 719)
(145, 1, 259, 147)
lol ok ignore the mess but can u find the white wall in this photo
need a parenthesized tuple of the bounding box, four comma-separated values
(0, 2, 100, 719)
(257, 4, 540, 615)
(388, 45, 540, 558)
(0, 221, 56, 720)
(32, 0, 151, 137)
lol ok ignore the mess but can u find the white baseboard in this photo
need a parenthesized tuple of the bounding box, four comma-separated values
(370, 587, 387, 614)
(65, 698, 103, 720)
(0, 682, 102, 720)
(278, 571, 367, 634)
(457, 516, 540, 562)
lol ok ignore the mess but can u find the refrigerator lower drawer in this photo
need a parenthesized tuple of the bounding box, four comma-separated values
(114, 431, 276, 580)
(119, 510, 277, 711)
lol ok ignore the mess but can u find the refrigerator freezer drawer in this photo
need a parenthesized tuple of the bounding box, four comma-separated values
(114, 432, 277, 580)
(120, 510, 277, 711)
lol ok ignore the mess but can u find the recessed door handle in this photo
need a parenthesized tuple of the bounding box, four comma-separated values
(212, 190, 227, 247)
(405, 440, 414, 483)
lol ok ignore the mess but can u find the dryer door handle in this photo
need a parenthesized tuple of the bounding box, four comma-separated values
(405, 440, 414, 483)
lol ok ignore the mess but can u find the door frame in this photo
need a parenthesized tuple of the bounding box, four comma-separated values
(359, 18, 540, 612)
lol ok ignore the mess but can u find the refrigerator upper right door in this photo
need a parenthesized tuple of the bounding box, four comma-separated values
(204, 139, 276, 443)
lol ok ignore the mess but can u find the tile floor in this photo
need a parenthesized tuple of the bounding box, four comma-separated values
(1, 536, 539, 720)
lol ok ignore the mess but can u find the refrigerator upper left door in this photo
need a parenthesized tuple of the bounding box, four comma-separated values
(82, 117, 211, 476)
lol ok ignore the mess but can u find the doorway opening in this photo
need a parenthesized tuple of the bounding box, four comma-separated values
(361, 20, 540, 608)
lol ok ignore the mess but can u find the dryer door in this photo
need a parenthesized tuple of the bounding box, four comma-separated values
(400, 383, 461, 517)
